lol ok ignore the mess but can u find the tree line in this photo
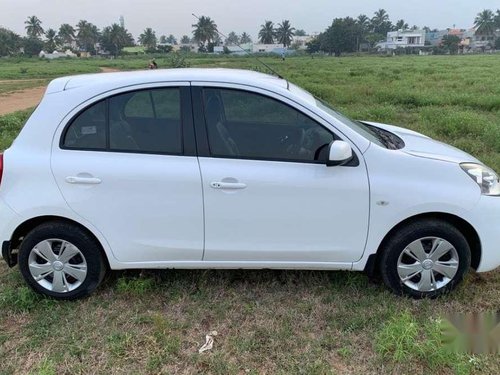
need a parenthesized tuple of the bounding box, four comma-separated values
(0, 8, 499, 57)
(306, 8, 500, 56)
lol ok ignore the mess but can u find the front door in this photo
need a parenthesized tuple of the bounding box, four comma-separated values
(195, 86, 370, 263)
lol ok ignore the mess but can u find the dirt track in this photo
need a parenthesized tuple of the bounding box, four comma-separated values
(0, 67, 120, 116)
(0, 86, 46, 116)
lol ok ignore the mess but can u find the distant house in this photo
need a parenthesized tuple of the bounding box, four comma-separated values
(426, 30, 448, 46)
(213, 43, 252, 55)
(426, 27, 499, 53)
(252, 44, 288, 54)
(376, 29, 426, 51)
(290, 34, 317, 50)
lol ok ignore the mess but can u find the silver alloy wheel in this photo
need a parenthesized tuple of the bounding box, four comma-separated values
(397, 237, 459, 292)
(28, 239, 87, 293)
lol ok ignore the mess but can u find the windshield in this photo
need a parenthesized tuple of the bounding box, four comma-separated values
(315, 99, 385, 148)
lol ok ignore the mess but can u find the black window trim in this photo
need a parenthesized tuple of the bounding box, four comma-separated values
(59, 86, 196, 157)
(192, 85, 359, 166)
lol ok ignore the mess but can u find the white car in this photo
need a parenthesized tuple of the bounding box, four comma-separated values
(1, 69, 499, 300)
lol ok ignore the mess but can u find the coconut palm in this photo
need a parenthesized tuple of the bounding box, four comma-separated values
(180, 35, 190, 44)
(192, 16, 218, 46)
(395, 19, 409, 30)
(240, 32, 252, 44)
(58, 24, 75, 47)
(139, 28, 157, 50)
(371, 8, 392, 35)
(166, 34, 177, 45)
(275, 20, 295, 47)
(495, 10, 500, 27)
(25, 15, 44, 39)
(258, 21, 275, 44)
(76, 20, 100, 53)
(475, 9, 496, 35)
(226, 31, 239, 45)
(357, 14, 370, 30)
(100, 23, 134, 56)
(372, 9, 389, 24)
(44, 28, 57, 53)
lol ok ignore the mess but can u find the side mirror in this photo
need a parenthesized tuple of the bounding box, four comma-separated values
(327, 140, 353, 167)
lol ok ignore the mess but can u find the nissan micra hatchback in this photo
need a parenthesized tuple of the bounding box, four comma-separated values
(1, 69, 499, 300)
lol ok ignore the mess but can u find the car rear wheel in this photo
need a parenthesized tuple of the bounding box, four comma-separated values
(18, 221, 106, 300)
(380, 219, 471, 299)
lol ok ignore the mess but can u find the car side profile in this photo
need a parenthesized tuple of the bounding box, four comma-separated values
(1, 68, 499, 300)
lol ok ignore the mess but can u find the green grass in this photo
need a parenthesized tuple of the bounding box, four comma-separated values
(0, 54, 499, 374)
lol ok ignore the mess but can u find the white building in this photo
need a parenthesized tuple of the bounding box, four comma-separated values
(376, 30, 426, 50)
(213, 43, 252, 55)
(39, 49, 77, 59)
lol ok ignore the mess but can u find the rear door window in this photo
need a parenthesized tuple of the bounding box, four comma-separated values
(62, 88, 182, 154)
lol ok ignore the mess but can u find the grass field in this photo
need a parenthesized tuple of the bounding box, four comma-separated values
(0, 55, 499, 374)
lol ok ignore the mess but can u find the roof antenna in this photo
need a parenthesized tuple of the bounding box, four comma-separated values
(191, 13, 288, 85)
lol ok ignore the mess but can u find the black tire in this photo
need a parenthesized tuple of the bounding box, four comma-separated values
(18, 221, 107, 300)
(379, 219, 471, 299)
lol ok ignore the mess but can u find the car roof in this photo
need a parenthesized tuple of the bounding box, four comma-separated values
(46, 68, 290, 94)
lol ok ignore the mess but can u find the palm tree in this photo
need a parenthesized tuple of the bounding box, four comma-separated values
(475, 9, 496, 35)
(357, 14, 370, 30)
(258, 21, 275, 44)
(373, 8, 389, 24)
(100, 24, 134, 56)
(395, 19, 409, 30)
(58, 24, 75, 47)
(25, 15, 44, 39)
(139, 28, 157, 50)
(371, 8, 392, 35)
(166, 34, 177, 44)
(275, 20, 295, 47)
(180, 35, 190, 44)
(44, 28, 57, 53)
(76, 20, 100, 54)
(240, 32, 252, 44)
(495, 10, 500, 28)
(192, 16, 217, 47)
(226, 31, 239, 45)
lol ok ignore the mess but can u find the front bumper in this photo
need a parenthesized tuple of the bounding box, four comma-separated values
(466, 195, 500, 272)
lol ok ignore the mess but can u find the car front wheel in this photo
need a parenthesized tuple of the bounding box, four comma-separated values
(380, 219, 471, 298)
(18, 221, 107, 300)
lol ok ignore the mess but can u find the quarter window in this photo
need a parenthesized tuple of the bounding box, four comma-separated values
(202, 88, 333, 162)
(63, 100, 106, 150)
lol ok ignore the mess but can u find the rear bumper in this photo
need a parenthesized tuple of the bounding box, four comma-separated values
(467, 196, 500, 272)
(0, 197, 20, 266)
(1, 241, 16, 267)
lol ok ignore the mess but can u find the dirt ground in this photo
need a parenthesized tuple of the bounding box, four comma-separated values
(0, 67, 120, 116)
(0, 86, 46, 115)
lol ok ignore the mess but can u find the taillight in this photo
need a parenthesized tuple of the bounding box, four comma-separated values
(0, 154, 3, 185)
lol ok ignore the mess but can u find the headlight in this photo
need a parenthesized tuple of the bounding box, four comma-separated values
(460, 163, 500, 196)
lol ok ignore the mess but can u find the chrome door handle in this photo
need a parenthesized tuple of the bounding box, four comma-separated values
(210, 181, 247, 190)
(65, 176, 102, 185)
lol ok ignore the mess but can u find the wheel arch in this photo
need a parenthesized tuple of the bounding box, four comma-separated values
(365, 212, 481, 276)
(6, 215, 111, 269)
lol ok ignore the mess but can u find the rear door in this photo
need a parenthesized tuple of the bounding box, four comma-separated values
(51, 84, 204, 263)
(193, 84, 370, 263)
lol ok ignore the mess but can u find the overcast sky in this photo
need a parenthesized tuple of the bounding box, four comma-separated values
(1, 0, 499, 39)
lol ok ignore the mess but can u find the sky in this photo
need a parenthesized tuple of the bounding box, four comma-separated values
(1, 0, 499, 40)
